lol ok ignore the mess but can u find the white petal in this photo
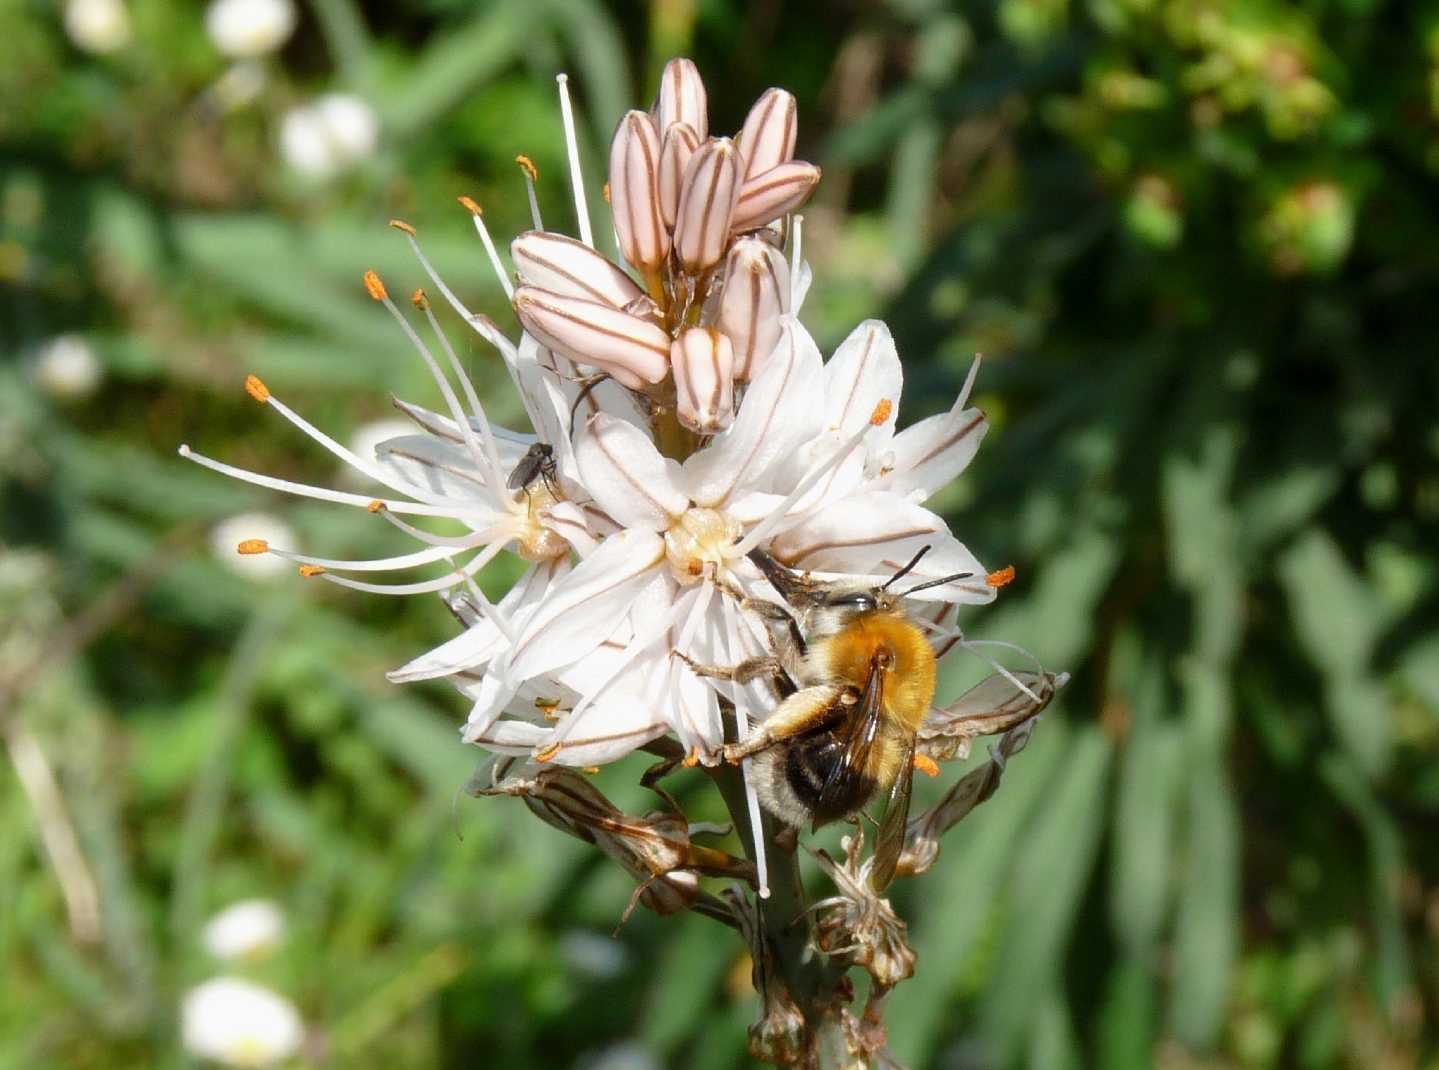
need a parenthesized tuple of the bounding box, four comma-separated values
(460, 674, 518, 743)
(682, 317, 823, 508)
(769, 492, 994, 602)
(871, 406, 988, 501)
(506, 529, 665, 681)
(822, 320, 902, 441)
(392, 398, 537, 453)
(539, 700, 669, 765)
(575, 413, 689, 531)
(390, 618, 503, 682)
(375, 434, 500, 504)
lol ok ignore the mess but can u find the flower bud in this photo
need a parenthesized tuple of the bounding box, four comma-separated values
(608, 110, 669, 272)
(673, 138, 741, 274)
(511, 230, 644, 308)
(735, 88, 798, 183)
(657, 121, 701, 229)
(716, 237, 790, 381)
(730, 161, 820, 232)
(514, 286, 671, 389)
(671, 327, 735, 434)
(653, 57, 707, 140)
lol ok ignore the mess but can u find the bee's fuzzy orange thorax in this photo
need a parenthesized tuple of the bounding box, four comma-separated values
(814, 612, 936, 733)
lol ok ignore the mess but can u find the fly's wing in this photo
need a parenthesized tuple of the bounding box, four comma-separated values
(811, 652, 886, 829)
(869, 736, 914, 892)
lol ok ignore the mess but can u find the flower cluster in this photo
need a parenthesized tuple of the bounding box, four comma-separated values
(184, 59, 996, 784)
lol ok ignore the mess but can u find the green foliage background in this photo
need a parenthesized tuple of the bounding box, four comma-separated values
(3, 0, 1437, 1067)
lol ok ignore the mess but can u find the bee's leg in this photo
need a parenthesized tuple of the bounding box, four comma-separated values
(716, 580, 807, 657)
(674, 651, 786, 688)
(724, 685, 849, 762)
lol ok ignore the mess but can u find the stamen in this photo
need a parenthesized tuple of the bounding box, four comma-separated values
(299, 564, 326, 577)
(462, 572, 517, 644)
(912, 754, 940, 777)
(789, 214, 803, 306)
(315, 538, 509, 596)
(237, 539, 268, 555)
(454, 196, 515, 301)
(177, 445, 465, 517)
(516, 155, 544, 230)
(721, 598, 770, 899)
(729, 418, 878, 558)
(933, 634, 1044, 703)
(244, 375, 270, 403)
(376, 505, 499, 548)
(986, 565, 1016, 588)
(388, 219, 416, 237)
(374, 290, 508, 507)
(261, 380, 450, 504)
(268, 539, 486, 572)
(395, 226, 526, 399)
(556, 74, 594, 247)
(363, 270, 387, 301)
(414, 293, 509, 496)
(870, 398, 893, 425)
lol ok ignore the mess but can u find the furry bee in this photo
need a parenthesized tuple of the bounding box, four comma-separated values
(685, 546, 973, 891)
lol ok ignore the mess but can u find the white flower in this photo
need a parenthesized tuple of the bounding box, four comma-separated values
(182, 62, 998, 896)
(30, 334, 102, 401)
(205, 0, 296, 58)
(203, 899, 285, 960)
(279, 94, 379, 180)
(211, 513, 297, 579)
(63, 0, 130, 54)
(181, 977, 303, 1067)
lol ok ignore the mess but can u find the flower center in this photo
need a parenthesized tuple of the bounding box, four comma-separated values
(664, 507, 741, 585)
(513, 486, 570, 562)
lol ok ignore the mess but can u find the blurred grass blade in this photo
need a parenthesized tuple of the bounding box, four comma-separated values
(980, 725, 1112, 1060)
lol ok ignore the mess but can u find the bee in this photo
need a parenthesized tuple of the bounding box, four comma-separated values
(684, 546, 973, 891)
(506, 442, 559, 497)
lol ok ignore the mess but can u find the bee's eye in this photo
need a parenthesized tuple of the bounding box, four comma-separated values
(826, 591, 877, 612)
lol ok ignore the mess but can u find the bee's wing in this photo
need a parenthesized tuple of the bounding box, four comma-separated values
(812, 653, 886, 828)
(869, 736, 914, 892)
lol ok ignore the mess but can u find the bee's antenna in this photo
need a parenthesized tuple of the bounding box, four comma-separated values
(900, 571, 974, 597)
(880, 545, 933, 591)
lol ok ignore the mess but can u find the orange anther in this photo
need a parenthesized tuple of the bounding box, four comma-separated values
(457, 195, 482, 216)
(602, 181, 611, 204)
(534, 741, 563, 763)
(236, 539, 269, 555)
(411, 288, 429, 311)
(388, 219, 416, 236)
(682, 748, 701, 768)
(298, 564, 326, 577)
(515, 154, 539, 181)
(367, 500, 386, 513)
(870, 399, 893, 426)
(243, 374, 270, 403)
(912, 754, 940, 777)
(363, 270, 387, 301)
(986, 565, 1016, 589)
(583, 766, 600, 775)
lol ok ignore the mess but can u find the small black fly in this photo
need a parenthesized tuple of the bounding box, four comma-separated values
(507, 442, 559, 497)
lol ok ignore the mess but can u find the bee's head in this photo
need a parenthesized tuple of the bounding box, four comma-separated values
(808, 583, 899, 637)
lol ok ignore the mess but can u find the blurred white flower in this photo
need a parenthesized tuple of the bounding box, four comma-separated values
(30, 334, 102, 401)
(205, 0, 296, 58)
(210, 513, 297, 579)
(181, 977, 303, 1068)
(279, 94, 379, 180)
(210, 60, 269, 112)
(63, 0, 130, 54)
(203, 899, 285, 960)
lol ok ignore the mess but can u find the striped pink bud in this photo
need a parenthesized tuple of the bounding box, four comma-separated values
(731, 161, 821, 233)
(671, 327, 735, 434)
(735, 88, 798, 182)
(673, 138, 741, 274)
(657, 121, 701, 229)
(716, 237, 790, 381)
(653, 57, 708, 140)
(511, 231, 643, 308)
(513, 286, 671, 390)
(608, 110, 669, 272)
